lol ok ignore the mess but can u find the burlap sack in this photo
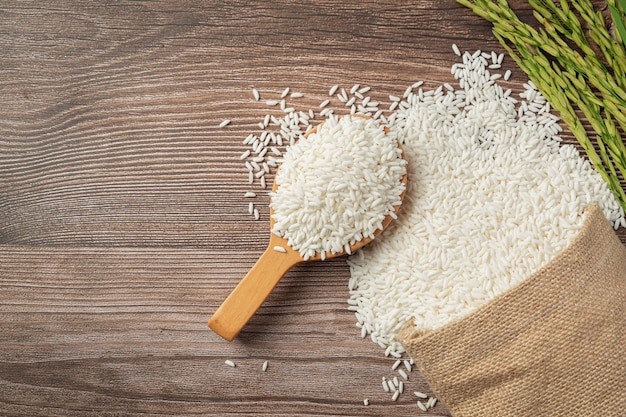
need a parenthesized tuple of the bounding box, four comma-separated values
(398, 203, 626, 417)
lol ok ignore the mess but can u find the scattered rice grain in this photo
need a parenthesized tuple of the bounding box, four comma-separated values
(417, 401, 427, 412)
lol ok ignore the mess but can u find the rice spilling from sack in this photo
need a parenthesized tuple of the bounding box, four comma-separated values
(347, 49, 625, 357)
(270, 116, 406, 260)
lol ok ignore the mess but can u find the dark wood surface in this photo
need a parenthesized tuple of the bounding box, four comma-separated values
(1, 1, 624, 416)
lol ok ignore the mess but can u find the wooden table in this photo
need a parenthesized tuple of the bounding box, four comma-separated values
(2, 1, 624, 416)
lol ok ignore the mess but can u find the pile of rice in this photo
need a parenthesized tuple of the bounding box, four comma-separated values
(269, 116, 406, 260)
(346, 48, 625, 357)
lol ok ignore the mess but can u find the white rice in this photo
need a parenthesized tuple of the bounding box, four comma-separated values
(225, 360, 236, 368)
(382, 377, 390, 392)
(346, 49, 625, 356)
(270, 116, 407, 260)
(417, 400, 427, 411)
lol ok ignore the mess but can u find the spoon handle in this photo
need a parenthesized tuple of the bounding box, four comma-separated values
(209, 244, 301, 341)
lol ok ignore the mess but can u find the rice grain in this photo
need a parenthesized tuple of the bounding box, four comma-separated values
(417, 401, 427, 412)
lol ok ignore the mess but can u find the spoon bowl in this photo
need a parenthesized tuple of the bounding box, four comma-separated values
(209, 115, 407, 341)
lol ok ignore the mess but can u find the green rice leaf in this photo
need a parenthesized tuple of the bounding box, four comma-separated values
(609, 1, 626, 49)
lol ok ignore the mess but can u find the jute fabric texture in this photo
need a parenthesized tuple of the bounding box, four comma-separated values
(399, 204, 626, 416)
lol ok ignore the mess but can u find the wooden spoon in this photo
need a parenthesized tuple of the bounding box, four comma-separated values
(208, 116, 407, 341)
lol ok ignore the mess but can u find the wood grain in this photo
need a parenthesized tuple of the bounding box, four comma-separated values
(0, 246, 443, 416)
(1, 1, 624, 416)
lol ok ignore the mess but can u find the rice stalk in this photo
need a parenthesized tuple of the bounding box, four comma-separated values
(574, 0, 626, 85)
